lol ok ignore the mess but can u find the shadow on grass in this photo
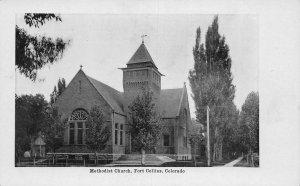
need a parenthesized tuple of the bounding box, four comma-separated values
(161, 159, 235, 167)
(161, 161, 207, 167)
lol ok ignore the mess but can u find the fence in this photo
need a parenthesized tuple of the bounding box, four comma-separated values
(16, 152, 197, 167)
(16, 153, 116, 167)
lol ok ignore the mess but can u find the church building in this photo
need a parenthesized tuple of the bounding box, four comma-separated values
(55, 41, 192, 159)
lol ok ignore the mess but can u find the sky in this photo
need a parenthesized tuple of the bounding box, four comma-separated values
(15, 14, 258, 119)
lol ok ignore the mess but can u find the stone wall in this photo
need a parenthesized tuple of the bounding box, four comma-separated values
(55, 70, 113, 151)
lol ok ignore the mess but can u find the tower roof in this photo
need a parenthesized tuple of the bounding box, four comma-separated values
(127, 43, 157, 68)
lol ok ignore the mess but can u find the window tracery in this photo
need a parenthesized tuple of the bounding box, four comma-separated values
(70, 109, 88, 121)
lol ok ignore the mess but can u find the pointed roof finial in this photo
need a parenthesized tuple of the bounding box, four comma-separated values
(80, 65, 83, 69)
(141, 34, 147, 44)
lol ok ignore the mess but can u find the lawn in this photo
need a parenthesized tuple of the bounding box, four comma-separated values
(161, 159, 232, 167)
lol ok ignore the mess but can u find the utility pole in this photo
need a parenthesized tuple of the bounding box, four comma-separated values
(207, 106, 211, 167)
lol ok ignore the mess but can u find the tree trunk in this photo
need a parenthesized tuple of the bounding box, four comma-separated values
(248, 147, 251, 166)
(30, 137, 34, 157)
(212, 127, 218, 162)
(220, 140, 223, 160)
(193, 144, 197, 167)
(141, 148, 146, 166)
(213, 143, 217, 162)
(94, 152, 97, 165)
(217, 138, 223, 161)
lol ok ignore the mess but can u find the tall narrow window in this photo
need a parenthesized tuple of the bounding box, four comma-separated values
(184, 109, 188, 147)
(163, 134, 170, 146)
(120, 124, 123, 145)
(79, 80, 82, 93)
(115, 123, 119, 145)
(77, 122, 83, 144)
(185, 137, 188, 147)
(183, 136, 187, 147)
(69, 123, 75, 145)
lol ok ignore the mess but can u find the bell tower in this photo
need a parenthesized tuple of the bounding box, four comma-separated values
(120, 40, 163, 114)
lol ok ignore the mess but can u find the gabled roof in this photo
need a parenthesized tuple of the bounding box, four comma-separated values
(64, 69, 185, 117)
(159, 88, 184, 118)
(127, 43, 157, 67)
(86, 75, 124, 114)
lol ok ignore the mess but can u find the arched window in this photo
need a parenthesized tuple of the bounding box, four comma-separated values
(69, 109, 88, 145)
(70, 109, 88, 120)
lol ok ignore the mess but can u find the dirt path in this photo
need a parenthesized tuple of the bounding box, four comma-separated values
(223, 156, 243, 167)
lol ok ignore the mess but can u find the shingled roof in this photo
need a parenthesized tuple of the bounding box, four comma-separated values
(87, 73, 184, 118)
(81, 70, 184, 118)
(86, 75, 124, 115)
(127, 43, 157, 67)
(159, 88, 184, 118)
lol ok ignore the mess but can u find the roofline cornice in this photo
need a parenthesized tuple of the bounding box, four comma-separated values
(118, 67, 165, 76)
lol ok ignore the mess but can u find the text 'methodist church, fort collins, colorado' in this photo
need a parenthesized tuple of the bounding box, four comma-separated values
(55, 40, 192, 159)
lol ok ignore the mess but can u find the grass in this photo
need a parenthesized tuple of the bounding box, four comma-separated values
(161, 161, 205, 167)
(161, 159, 232, 167)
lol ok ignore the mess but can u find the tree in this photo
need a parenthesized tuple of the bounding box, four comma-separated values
(41, 107, 67, 153)
(189, 119, 205, 166)
(16, 13, 70, 81)
(57, 78, 66, 95)
(235, 122, 251, 154)
(239, 92, 259, 153)
(50, 78, 66, 105)
(85, 105, 110, 164)
(128, 89, 162, 165)
(189, 16, 237, 161)
(15, 94, 48, 161)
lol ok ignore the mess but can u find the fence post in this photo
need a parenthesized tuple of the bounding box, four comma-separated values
(246, 154, 249, 165)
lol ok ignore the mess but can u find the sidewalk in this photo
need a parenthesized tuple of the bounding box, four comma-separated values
(223, 156, 243, 167)
(105, 154, 176, 167)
